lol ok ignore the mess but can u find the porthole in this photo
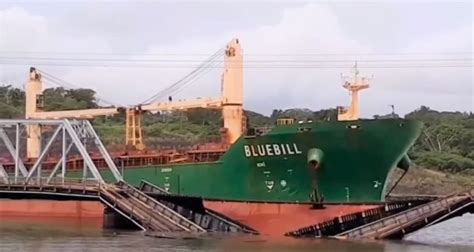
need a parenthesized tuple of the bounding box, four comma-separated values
(346, 125, 361, 129)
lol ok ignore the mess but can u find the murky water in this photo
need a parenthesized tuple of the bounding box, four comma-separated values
(0, 214, 473, 252)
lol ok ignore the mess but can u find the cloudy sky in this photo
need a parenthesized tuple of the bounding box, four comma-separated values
(0, 0, 472, 117)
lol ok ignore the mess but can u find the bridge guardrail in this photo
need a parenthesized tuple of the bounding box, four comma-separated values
(0, 176, 102, 186)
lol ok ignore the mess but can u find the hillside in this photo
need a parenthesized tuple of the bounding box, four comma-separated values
(1, 85, 473, 177)
(389, 167, 474, 195)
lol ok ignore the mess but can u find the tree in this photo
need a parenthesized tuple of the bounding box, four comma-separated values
(0, 85, 25, 118)
(419, 124, 463, 152)
(407, 105, 474, 173)
(313, 108, 338, 121)
(67, 89, 98, 108)
(43, 87, 98, 111)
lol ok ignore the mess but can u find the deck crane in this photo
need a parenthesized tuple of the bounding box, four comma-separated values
(125, 38, 244, 150)
(25, 68, 122, 159)
(24, 39, 244, 157)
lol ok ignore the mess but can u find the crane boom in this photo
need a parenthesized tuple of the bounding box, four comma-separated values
(25, 39, 244, 156)
(139, 98, 223, 112)
(28, 108, 120, 120)
(125, 39, 244, 150)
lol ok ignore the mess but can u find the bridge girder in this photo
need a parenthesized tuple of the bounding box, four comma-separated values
(0, 119, 122, 185)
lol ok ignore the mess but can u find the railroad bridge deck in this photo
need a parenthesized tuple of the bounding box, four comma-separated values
(0, 179, 257, 234)
(334, 189, 474, 239)
(286, 189, 474, 239)
(0, 179, 204, 232)
(0, 179, 100, 200)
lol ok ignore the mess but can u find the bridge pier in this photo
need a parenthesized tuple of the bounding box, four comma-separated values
(103, 206, 140, 230)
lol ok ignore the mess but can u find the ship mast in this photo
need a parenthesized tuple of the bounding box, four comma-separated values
(337, 62, 370, 121)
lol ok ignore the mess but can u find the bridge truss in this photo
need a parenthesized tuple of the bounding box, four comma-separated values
(0, 119, 122, 185)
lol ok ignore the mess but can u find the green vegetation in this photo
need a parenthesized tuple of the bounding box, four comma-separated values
(0, 86, 99, 115)
(0, 85, 25, 118)
(1, 85, 473, 175)
(405, 106, 474, 174)
(390, 167, 474, 195)
(42, 87, 98, 110)
(93, 108, 222, 149)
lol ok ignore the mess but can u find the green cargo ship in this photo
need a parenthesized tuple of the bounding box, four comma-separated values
(19, 40, 424, 235)
(89, 64, 422, 235)
(107, 118, 422, 204)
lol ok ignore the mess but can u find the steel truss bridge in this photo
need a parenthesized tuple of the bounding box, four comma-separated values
(0, 119, 257, 234)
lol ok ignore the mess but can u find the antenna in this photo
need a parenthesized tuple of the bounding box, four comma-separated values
(389, 104, 396, 118)
(353, 61, 359, 83)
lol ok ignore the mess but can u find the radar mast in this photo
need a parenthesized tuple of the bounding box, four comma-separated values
(337, 62, 371, 121)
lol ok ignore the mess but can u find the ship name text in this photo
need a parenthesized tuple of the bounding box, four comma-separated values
(244, 143, 302, 157)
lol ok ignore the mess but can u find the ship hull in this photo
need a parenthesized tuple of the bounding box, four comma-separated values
(0, 199, 104, 218)
(92, 119, 423, 204)
(203, 201, 378, 236)
(49, 119, 419, 233)
(0, 199, 377, 236)
(0, 199, 104, 231)
(9, 119, 422, 204)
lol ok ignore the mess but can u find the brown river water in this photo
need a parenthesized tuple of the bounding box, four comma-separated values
(0, 214, 473, 252)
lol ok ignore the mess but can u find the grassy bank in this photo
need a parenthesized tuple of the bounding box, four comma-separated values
(389, 167, 474, 196)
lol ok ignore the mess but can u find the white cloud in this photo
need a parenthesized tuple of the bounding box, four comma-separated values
(0, 2, 472, 117)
